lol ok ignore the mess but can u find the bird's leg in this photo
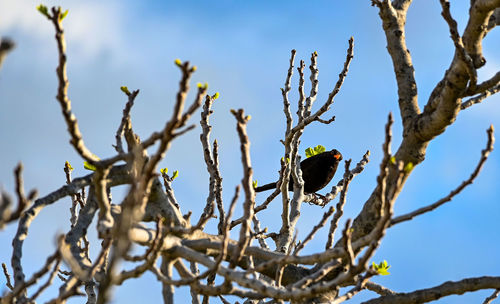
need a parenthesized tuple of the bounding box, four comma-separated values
(306, 193, 328, 206)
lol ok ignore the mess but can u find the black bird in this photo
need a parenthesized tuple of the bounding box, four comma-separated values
(255, 149, 343, 194)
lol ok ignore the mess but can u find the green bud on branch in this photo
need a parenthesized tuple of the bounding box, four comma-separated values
(120, 86, 131, 95)
(372, 260, 391, 276)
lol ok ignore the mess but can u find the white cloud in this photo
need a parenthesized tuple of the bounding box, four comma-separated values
(0, 0, 125, 62)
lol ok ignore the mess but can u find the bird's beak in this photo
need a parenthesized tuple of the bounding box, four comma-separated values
(334, 154, 341, 160)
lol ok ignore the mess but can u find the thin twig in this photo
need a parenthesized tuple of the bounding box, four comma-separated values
(94, 166, 114, 238)
(483, 289, 500, 304)
(297, 59, 306, 120)
(364, 276, 500, 304)
(48, 7, 98, 163)
(10, 163, 36, 223)
(64, 161, 81, 228)
(199, 94, 224, 233)
(114, 89, 140, 154)
(316, 116, 336, 124)
(391, 125, 494, 226)
(293, 205, 334, 255)
(342, 219, 355, 269)
(282, 49, 296, 136)
(191, 185, 240, 286)
(326, 160, 353, 249)
(289, 259, 342, 289)
(114, 220, 166, 284)
(161, 171, 180, 210)
(284, 37, 354, 143)
(365, 281, 397, 296)
(464, 71, 500, 97)
(439, 0, 477, 94)
(324, 150, 370, 204)
(2, 263, 13, 290)
(178, 186, 241, 291)
(252, 214, 269, 250)
(27, 258, 61, 302)
(124, 219, 163, 262)
(304, 51, 320, 118)
(331, 272, 374, 304)
(461, 84, 500, 110)
(230, 170, 283, 229)
(229, 109, 255, 268)
(3, 250, 61, 303)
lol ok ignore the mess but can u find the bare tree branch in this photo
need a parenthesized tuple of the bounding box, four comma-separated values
(114, 89, 140, 154)
(2, 2, 499, 303)
(2, 263, 13, 290)
(230, 109, 255, 267)
(326, 160, 353, 249)
(364, 281, 397, 296)
(293, 205, 334, 255)
(348, 2, 499, 276)
(2, 250, 61, 304)
(27, 257, 61, 302)
(364, 276, 500, 304)
(1, 163, 37, 225)
(483, 289, 500, 304)
(461, 83, 500, 110)
(390, 125, 494, 226)
(373, 1, 419, 128)
(199, 94, 224, 233)
(464, 71, 500, 97)
(47, 7, 99, 163)
(284, 38, 354, 143)
(331, 272, 374, 304)
(439, 0, 478, 94)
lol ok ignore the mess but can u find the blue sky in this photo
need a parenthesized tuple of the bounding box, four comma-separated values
(1, 1, 500, 303)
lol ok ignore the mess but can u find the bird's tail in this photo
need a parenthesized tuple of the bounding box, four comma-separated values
(254, 182, 277, 192)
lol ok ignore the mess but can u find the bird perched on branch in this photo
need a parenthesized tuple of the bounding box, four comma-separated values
(255, 149, 342, 194)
